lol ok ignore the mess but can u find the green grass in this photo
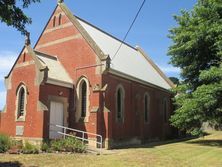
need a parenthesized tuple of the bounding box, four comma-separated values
(0, 131, 222, 167)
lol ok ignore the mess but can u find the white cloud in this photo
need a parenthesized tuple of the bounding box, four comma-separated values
(0, 51, 18, 80)
(158, 65, 181, 74)
(0, 91, 6, 110)
(0, 91, 6, 97)
(0, 51, 17, 109)
(0, 51, 17, 71)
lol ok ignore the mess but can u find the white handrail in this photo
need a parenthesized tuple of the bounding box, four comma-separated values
(49, 124, 103, 154)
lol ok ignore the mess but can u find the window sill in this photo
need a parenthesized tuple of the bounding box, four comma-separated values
(16, 117, 25, 122)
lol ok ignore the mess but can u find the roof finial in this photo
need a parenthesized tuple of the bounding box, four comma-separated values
(106, 55, 111, 69)
(25, 31, 31, 46)
(58, 0, 64, 4)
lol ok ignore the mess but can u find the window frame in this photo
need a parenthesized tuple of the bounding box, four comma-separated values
(80, 80, 87, 118)
(76, 77, 90, 123)
(116, 85, 125, 123)
(15, 84, 27, 122)
(144, 93, 150, 123)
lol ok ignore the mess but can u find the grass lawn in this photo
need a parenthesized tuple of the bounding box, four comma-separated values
(0, 131, 222, 167)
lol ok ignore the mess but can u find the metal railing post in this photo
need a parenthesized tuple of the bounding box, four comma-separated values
(82, 132, 84, 145)
(100, 136, 102, 155)
(64, 128, 66, 139)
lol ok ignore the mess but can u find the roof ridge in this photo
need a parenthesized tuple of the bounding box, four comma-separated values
(75, 15, 137, 51)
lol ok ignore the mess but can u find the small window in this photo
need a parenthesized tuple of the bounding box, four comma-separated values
(58, 14, 62, 25)
(53, 16, 56, 27)
(116, 86, 124, 122)
(144, 94, 150, 123)
(81, 81, 87, 117)
(17, 86, 26, 119)
(163, 98, 168, 123)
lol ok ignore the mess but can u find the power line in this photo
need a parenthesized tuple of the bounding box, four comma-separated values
(111, 0, 146, 61)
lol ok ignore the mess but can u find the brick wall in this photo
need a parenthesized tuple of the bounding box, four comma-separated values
(0, 4, 174, 146)
(102, 73, 173, 142)
(0, 50, 44, 138)
(35, 6, 102, 136)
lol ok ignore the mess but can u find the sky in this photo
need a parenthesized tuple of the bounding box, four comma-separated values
(0, 0, 197, 109)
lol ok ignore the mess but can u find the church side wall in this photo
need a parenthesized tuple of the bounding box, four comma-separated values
(102, 73, 173, 148)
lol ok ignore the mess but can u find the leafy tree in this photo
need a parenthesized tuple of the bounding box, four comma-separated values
(169, 77, 180, 85)
(0, 0, 40, 34)
(168, 0, 222, 135)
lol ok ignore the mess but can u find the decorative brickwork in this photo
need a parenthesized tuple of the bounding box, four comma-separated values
(0, 3, 174, 148)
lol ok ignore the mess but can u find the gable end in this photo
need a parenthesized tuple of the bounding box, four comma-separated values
(58, 3, 107, 61)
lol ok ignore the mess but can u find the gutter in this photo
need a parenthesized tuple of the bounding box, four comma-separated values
(106, 68, 173, 94)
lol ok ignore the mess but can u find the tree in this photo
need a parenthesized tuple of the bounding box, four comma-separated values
(0, 0, 40, 34)
(169, 77, 180, 85)
(168, 0, 222, 135)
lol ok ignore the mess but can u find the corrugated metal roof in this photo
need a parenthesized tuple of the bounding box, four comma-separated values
(77, 18, 172, 90)
(36, 52, 73, 86)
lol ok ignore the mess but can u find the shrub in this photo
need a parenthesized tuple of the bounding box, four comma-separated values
(51, 139, 64, 152)
(11, 140, 23, 149)
(51, 137, 86, 153)
(0, 134, 11, 153)
(41, 141, 52, 153)
(8, 140, 23, 154)
(22, 141, 39, 154)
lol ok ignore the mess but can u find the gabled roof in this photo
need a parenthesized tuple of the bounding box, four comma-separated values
(5, 45, 73, 88)
(75, 17, 174, 90)
(35, 51, 73, 88)
(33, 2, 174, 90)
(5, 45, 46, 79)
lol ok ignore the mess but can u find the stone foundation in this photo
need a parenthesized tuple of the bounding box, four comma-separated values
(13, 137, 43, 149)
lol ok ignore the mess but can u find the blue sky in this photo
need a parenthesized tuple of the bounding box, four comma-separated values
(0, 0, 197, 109)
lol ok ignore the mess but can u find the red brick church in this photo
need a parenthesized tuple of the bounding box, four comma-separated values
(0, 1, 174, 148)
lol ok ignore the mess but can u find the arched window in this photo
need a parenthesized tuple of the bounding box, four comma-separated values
(58, 14, 62, 25)
(144, 93, 150, 123)
(163, 98, 168, 123)
(76, 77, 90, 122)
(116, 85, 124, 122)
(53, 16, 56, 27)
(16, 85, 27, 120)
(81, 81, 87, 117)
